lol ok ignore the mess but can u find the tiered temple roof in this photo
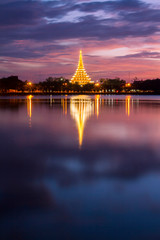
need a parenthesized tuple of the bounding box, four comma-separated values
(71, 50, 91, 85)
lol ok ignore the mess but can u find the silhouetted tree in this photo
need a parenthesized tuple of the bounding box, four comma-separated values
(0, 76, 25, 92)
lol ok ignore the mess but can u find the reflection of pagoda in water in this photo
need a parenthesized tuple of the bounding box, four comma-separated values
(70, 96, 94, 147)
(71, 50, 92, 85)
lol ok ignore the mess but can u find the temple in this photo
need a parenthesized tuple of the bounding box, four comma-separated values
(71, 50, 92, 85)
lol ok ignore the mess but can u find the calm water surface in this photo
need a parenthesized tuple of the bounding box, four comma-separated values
(1, 95, 160, 240)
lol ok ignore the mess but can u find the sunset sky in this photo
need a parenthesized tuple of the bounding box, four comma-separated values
(0, 0, 160, 82)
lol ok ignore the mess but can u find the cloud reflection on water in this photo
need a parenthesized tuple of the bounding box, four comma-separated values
(0, 95, 160, 239)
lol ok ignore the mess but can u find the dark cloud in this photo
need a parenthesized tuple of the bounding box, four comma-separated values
(1, 15, 158, 42)
(73, 0, 147, 12)
(0, 1, 45, 26)
(118, 51, 160, 59)
(0, 0, 160, 59)
(122, 8, 160, 23)
(0, 42, 66, 59)
(27, 18, 158, 41)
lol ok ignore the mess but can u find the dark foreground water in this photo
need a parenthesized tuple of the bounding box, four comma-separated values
(1, 95, 160, 240)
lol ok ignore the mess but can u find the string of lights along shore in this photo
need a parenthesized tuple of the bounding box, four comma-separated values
(71, 50, 93, 85)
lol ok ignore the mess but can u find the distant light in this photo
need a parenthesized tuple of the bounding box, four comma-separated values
(28, 82, 32, 86)
(125, 83, 131, 87)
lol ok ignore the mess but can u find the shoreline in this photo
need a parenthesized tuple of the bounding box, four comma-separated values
(0, 91, 160, 96)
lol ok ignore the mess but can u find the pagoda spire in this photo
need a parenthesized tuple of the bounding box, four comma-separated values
(78, 50, 84, 69)
(71, 50, 92, 85)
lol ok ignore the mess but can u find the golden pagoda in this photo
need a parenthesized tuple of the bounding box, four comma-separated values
(71, 50, 92, 85)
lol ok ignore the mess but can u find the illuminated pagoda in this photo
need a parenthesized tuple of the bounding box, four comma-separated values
(71, 50, 92, 85)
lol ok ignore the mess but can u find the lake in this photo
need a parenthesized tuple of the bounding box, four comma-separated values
(1, 95, 160, 240)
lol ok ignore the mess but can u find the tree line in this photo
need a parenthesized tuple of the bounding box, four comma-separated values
(0, 75, 160, 94)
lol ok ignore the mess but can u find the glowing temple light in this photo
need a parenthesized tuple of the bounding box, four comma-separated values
(27, 95, 33, 127)
(126, 96, 131, 117)
(71, 50, 93, 85)
(70, 96, 93, 147)
(28, 82, 32, 86)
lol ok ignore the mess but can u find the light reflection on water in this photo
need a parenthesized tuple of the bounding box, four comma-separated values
(125, 95, 131, 117)
(1, 95, 160, 240)
(70, 96, 94, 147)
(27, 95, 33, 128)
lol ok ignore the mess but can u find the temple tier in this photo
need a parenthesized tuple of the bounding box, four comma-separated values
(71, 50, 92, 85)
